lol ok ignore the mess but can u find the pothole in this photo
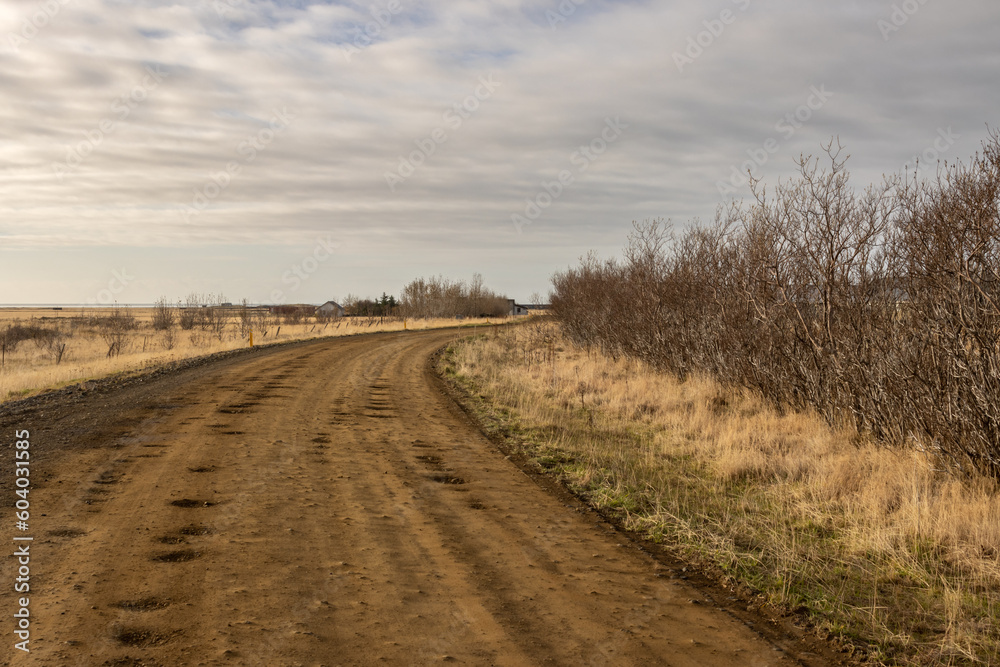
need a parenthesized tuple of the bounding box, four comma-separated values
(151, 550, 201, 563)
(179, 524, 211, 536)
(94, 472, 121, 484)
(429, 474, 466, 485)
(170, 499, 215, 508)
(111, 626, 170, 647)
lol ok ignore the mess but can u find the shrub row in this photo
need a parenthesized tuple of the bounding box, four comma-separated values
(553, 134, 1000, 477)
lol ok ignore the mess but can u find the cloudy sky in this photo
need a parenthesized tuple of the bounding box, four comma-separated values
(1, 0, 997, 305)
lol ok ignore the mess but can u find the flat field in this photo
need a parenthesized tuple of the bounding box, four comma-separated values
(0, 306, 491, 402)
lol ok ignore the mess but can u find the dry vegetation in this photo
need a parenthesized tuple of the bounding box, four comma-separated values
(443, 135, 1000, 664)
(444, 321, 1000, 665)
(0, 304, 495, 402)
(554, 132, 1000, 479)
(399, 273, 510, 319)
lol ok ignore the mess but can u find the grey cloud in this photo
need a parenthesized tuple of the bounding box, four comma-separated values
(1, 0, 998, 302)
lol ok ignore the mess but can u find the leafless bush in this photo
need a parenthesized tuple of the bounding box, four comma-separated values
(282, 309, 304, 325)
(553, 131, 1000, 477)
(399, 273, 508, 318)
(41, 331, 69, 364)
(203, 304, 228, 341)
(188, 330, 209, 348)
(0, 322, 72, 367)
(162, 326, 177, 351)
(237, 299, 253, 338)
(98, 305, 137, 358)
(152, 297, 175, 331)
(178, 294, 199, 330)
(255, 307, 273, 334)
(0, 323, 27, 367)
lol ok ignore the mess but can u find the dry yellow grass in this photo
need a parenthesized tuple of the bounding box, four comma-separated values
(444, 320, 1000, 665)
(0, 308, 493, 402)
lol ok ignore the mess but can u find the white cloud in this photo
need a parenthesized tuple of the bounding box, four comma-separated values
(1, 0, 999, 302)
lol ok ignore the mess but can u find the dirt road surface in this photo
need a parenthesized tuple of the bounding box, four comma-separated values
(1, 329, 837, 666)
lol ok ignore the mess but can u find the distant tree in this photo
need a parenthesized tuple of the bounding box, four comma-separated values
(398, 274, 508, 318)
(152, 297, 175, 330)
(178, 294, 199, 330)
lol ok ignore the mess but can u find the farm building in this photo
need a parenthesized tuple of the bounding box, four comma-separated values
(508, 299, 529, 316)
(316, 300, 344, 317)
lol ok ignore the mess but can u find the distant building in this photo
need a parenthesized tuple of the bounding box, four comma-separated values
(508, 299, 529, 317)
(316, 300, 344, 317)
(269, 304, 316, 315)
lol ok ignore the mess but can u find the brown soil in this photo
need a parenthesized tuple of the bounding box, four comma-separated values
(0, 329, 850, 666)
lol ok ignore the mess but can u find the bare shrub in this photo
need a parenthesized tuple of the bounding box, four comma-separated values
(203, 304, 228, 341)
(399, 273, 508, 318)
(188, 330, 209, 348)
(237, 299, 254, 338)
(162, 326, 177, 350)
(0, 322, 28, 367)
(178, 294, 199, 330)
(553, 130, 1000, 477)
(282, 308, 304, 325)
(0, 322, 70, 366)
(98, 305, 136, 358)
(152, 297, 175, 331)
(44, 334, 69, 364)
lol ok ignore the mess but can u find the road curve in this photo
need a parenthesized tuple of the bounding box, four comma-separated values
(1, 329, 813, 666)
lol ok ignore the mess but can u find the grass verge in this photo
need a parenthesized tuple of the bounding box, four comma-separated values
(438, 320, 1000, 666)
